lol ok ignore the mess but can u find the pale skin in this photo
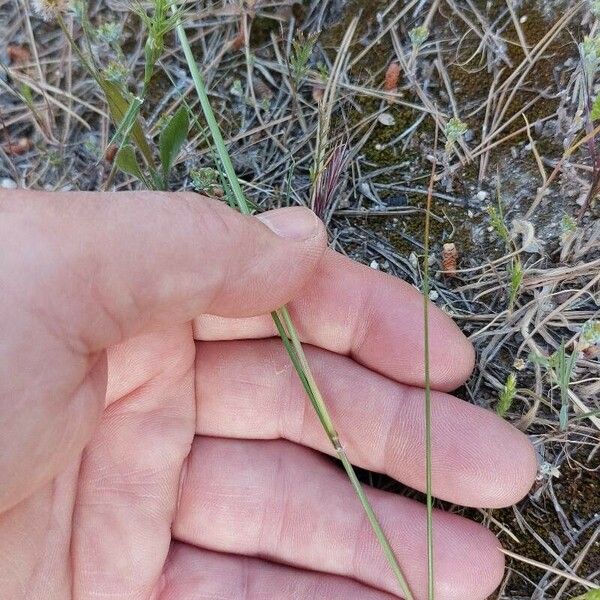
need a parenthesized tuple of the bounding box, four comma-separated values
(0, 191, 537, 600)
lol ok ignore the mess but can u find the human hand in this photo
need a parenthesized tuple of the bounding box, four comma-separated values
(0, 191, 536, 599)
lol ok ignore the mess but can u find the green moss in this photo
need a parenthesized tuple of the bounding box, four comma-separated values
(357, 197, 484, 257)
(446, 1, 573, 145)
(249, 14, 279, 47)
(320, 0, 393, 78)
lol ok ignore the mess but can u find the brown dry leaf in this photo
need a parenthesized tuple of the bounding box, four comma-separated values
(254, 78, 273, 101)
(441, 242, 458, 275)
(3, 137, 32, 155)
(7, 44, 31, 65)
(583, 345, 600, 359)
(230, 30, 245, 52)
(312, 85, 324, 103)
(104, 143, 118, 162)
(211, 186, 225, 198)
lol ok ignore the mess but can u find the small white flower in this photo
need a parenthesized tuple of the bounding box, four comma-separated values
(538, 461, 561, 479)
(32, 0, 68, 21)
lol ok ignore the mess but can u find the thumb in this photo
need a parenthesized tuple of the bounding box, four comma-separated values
(0, 190, 326, 511)
(6, 190, 327, 350)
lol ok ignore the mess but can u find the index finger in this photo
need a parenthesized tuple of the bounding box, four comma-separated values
(194, 249, 475, 391)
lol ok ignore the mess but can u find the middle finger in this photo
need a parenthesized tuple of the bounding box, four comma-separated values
(195, 338, 536, 508)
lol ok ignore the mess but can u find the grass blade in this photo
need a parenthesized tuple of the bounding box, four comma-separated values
(100, 80, 155, 167)
(423, 126, 438, 600)
(272, 306, 414, 598)
(159, 104, 190, 183)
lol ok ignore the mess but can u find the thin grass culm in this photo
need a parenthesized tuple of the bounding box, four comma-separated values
(422, 125, 439, 600)
(172, 10, 415, 600)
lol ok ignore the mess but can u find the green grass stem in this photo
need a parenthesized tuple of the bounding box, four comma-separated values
(423, 129, 437, 600)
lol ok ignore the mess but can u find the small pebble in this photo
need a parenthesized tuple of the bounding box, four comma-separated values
(428, 290, 439, 301)
(1, 178, 17, 189)
(476, 190, 488, 201)
(377, 112, 396, 126)
(370, 260, 380, 270)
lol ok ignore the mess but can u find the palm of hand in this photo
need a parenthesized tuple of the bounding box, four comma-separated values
(5, 319, 531, 599)
(3, 324, 196, 598)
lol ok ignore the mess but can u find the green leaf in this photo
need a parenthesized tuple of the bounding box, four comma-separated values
(571, 589, 600, 600)
(159, 105, 189, 182)
(108, 96, 143, 148)
(592, 94, 600, 121)
(115, 145, 143, 180)
(100, 79, 154, 167)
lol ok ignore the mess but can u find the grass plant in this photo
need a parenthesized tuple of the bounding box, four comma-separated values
(487, 192, 523, 313)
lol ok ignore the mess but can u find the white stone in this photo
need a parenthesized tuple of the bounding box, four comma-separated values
(377, 112, 396, 126)
(1, 178, 17, 189)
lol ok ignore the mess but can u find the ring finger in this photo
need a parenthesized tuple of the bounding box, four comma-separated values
(173, 436, 505, 600)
